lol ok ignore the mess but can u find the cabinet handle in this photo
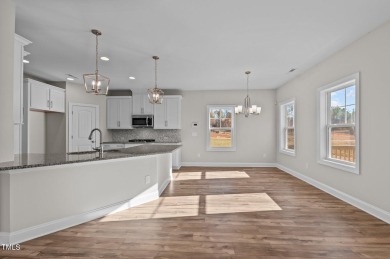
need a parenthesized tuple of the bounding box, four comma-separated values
(47, 100, 50, 108)
(50, 101, 53, 108)
(117, 121, 119, 127)
(119, 121, 121, 127)
(165, 120, 168, 127)
(141, 107, 144, 114)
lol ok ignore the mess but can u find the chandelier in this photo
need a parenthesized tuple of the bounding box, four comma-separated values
(83, 29, 110, 95)
(147, 56, 164, 104)
(235, 71, 261, 117)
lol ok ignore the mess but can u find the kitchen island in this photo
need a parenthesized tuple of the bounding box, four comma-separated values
(0, 144, 180, 244)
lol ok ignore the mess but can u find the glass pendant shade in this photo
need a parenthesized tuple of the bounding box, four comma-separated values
(83, 29, 110, 95)
(148, 56, 164, 104)
(235, 71, 262, 117)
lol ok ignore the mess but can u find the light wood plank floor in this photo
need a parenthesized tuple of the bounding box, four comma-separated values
(2, 167, 390, 258)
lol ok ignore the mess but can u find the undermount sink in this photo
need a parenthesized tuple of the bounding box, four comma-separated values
(67, 151, 98, 155)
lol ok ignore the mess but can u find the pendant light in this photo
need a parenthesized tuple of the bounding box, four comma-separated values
(235, 71, 261, 117)
(148, 56, 164, 104)
(83, 29, 110, 95)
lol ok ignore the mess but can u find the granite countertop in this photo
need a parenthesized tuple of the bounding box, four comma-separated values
(0, 144, 181, 171)
(103, 141, 182, 145)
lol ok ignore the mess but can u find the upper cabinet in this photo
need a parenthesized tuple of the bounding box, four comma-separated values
(154, 96, 182, 129)
(25, 79, 65, 113)
(132, 94, 154, 115)
(107, 97, 132, 129)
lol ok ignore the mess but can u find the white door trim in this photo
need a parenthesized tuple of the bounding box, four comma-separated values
(68, 103, 99, 152)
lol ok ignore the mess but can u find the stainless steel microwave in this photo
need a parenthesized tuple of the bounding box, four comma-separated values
(132, 115, 154, 128)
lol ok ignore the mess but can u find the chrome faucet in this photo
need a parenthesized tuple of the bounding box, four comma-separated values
(88, 128, 104, 157)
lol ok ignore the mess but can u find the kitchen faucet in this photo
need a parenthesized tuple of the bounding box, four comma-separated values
(88, 128, 104, 157)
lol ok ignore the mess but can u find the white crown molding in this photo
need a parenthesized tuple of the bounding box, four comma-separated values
(276, 164, 390, 224)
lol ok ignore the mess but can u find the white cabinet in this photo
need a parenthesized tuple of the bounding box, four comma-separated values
(154, 96, 182, 129)
(102, 143, 141, 150)
(172, 147, 182, 169)
(26, 79, 65, 113)
(50, 88, 66, 112)
(132, 94, 154, 115)
(14, 34, 31, 155)
(107, 97, 132, 129)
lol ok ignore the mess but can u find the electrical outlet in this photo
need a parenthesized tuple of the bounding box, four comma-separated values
(145, 175, 150, 184)
(263, 153, 267, 158)
(197, 153, 201, 158)
(305, 162, 309, 169)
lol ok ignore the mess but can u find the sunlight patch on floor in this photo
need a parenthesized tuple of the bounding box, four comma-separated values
(172, 172, 202, 180)
(205, 171, 250, 179)
(172, 171, 250, 180)
(99, 195, 200, 222)
(205, 193, 282, 214)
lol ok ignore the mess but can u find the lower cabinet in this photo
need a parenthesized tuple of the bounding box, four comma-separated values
(172, 147, 182, 169)
(102, 143, 142, 150)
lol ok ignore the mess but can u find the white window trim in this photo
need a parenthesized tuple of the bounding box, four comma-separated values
(317, 72, 360, 174)
(206, 105, 236, 152)
(279, 98, 296, 156)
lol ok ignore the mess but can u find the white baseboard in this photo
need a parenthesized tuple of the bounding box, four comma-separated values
(276, 164, 390, 224)
(181, 162, 276, 167)
(158, 177, 171, 196)
(0, 183, 168, 244)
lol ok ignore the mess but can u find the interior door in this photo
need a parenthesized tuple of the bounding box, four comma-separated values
(70, 104, 98, 152)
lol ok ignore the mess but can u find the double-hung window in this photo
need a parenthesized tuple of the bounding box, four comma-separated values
(318, 73, 359, 174)
(279, 99, 295, 155)
(207, 105, 236, 151)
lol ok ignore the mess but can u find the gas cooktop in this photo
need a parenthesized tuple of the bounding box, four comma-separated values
(128, 139, 156, 143)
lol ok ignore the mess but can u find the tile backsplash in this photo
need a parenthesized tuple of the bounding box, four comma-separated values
(111, 129, 181, 143)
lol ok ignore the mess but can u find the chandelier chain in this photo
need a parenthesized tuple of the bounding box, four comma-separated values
(95, 32, 99, 75)
(155, 57, 158, 88)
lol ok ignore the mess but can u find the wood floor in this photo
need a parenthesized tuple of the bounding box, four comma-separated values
(2, 167, 390, 258)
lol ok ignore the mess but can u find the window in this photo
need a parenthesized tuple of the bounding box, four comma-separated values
(318, 73, 359, 174)
(207, 105, 236, 151)
(279, 99, 295, 156)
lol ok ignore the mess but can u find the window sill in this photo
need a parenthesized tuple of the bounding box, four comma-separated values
(207, 147, 236, 152)
(279, 149, 296, 157)
(318, 158, 359, 175)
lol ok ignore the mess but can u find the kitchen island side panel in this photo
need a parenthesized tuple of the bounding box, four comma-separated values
(9, 155, 159, 232)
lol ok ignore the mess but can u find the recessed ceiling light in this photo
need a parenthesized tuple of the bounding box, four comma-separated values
(100, 56, 109, 61)
(66, 77, 75, 81)
(23, 59, 29, 63)
(129, 76, 135, 80)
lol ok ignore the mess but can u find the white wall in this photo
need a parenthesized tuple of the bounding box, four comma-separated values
(0, 0, 15, 162)
(181, 90, 276, 164)
(276, 20, 390, 213)
(66, 82, 111, 152)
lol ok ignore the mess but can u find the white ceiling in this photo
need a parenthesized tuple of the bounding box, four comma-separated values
(14, 0, 390, 91)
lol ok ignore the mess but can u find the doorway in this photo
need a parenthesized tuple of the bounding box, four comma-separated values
(68, 103, 100, 152)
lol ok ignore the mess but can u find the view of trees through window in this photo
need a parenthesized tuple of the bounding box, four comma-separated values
(285, 103, 295, 150)
(329, 85, 356, 162)
(209, 107, 233, 148)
